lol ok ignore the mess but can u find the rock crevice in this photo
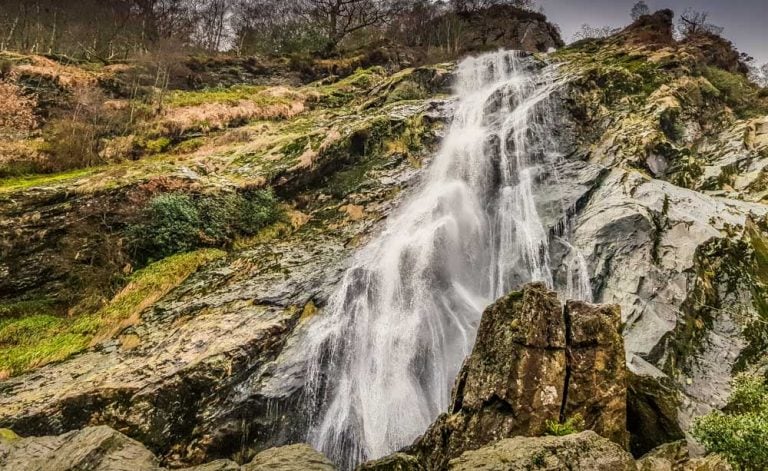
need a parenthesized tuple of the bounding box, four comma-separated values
(411, 283, 627, 469)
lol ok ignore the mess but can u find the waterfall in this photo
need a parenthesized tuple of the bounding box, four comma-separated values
(302, 50, 590, 469)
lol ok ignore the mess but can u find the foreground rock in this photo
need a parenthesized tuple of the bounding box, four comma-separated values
(448, 431, 635, 471)
(411, 283, 627, 469)
(0, 426, 333, 471)
(0, 426, 159, 471)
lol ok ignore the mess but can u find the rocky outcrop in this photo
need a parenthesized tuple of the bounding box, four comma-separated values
(448, 431, 635, 471)
(418, 5, 562, 55)
(412, 283, 626, 469)
(0, 426, 334, 471)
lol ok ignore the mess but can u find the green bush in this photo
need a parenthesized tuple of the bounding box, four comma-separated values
(692, 374, 768, 470)
(238, 189, 280, 234)
(129, 189, 280, 262)
(544, 413, 584, 436)
(130, 193, 201, 260)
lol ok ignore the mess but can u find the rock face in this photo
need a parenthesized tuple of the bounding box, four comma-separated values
(448, 431, 636, 471)
(412, 283, 627, 469)
(454, 5, 564, 53)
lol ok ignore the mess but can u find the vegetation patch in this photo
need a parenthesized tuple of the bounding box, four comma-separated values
(692, 373, 768, 470)
(702, 66, 768, 119)
(128, 189, 280, 263)
(0, 249, 224, 377)
(544, 413, 585, 436)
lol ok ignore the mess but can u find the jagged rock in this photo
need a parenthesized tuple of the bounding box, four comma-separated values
(0, 425, 160, 471)
(413, 283, 566, 469)
(242, 444, 335, 471)
(447, 431, 636, 471)
(412, 283, 627, 469)
(563, 300, 628, 447)
(683, 455, 733, 471)
(627, 368, 685, 456)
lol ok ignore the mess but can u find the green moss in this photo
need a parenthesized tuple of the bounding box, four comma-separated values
(0, 429, 19, 441)
(144, 137, 172, 154)
(0, 249, 225, 377)
(311, 67, 387, 108)
(0, 167, 98, 193)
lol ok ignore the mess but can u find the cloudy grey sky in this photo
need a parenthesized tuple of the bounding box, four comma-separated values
(537, 0, 768, 64)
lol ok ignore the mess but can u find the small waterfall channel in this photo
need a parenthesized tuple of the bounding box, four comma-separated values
(301, 50, 591, 469)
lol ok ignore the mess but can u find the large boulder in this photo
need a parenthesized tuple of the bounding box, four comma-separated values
(447, 431, 636, 471)
(0, 425, 159, 471)
(412, 283, 627, 469)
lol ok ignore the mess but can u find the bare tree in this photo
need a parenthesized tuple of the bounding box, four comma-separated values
(571, 23, 618, 42)
(306, 0, 397, 53)
(677, 8, 723, 38)
(450, 0, 535, 13)
(630, 1, 649, 21)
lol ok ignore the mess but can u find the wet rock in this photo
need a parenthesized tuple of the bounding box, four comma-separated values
(412, 283, 627, 469)
(0, 425, 160, 471)
(447, 431, 636, 471)
(242, 444, 335, 471)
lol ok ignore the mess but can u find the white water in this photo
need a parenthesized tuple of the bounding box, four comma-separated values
(302, 50, 591, 469)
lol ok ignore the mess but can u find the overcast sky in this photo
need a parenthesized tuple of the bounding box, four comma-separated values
(537, 0, 768, 64)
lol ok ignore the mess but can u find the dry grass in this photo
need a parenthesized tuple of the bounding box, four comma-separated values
(0, 80, 37, 137)
(158, 98, 306, 135)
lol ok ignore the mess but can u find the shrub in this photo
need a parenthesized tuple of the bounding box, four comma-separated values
(40, 85, 133, 171)
(129, 193, 201, 261)
(238, 189, 281, 234)
(544, 413, 585, 436)
(692, 373, 768, 470)
(129, 189, 280, 262)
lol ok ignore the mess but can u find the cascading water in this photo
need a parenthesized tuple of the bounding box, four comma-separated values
(302, 50, 591, 469)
